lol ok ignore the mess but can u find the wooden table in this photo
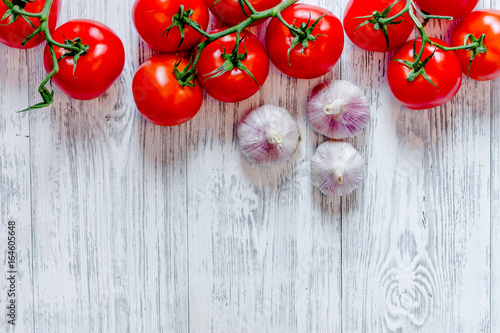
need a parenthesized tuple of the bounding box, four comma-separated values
(1, 0, 499, 331)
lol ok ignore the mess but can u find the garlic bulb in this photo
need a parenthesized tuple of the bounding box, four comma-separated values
(311, 141, 364, 196)
(237, 105, 300, 167)
(308, 80, 371, 139)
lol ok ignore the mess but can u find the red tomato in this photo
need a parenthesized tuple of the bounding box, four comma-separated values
(265, 4, 344, 79)
(205, 0, 281, 26)
(43, 19, 125, 100)
(0, 0, 60, 49)
(451, 9, 500, 81)
(133, 54, 203, 126)
(196, 29, 269, 103)
(132, 0, 209, 53)
(343, 0, 414, 52)
(387, 38, 462, 109)
(415, 0, 478, 18)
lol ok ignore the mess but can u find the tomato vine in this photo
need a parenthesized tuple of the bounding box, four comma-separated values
(167, 0, 333, 86)
(355, 0, 487, 85)
(1, 0, 88, 111)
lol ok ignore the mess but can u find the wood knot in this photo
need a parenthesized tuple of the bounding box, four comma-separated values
(382, 261, 435, 331)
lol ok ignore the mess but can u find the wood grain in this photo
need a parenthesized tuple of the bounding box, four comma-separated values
(492, 0, 499, 329)
(0, 0, 499, 332)
(492, 78, 499, 333)
(186, 1, 343, 331)
(27, 1, 189, 332)
(341, 2, 492, 331)
(0, 45, 34, 333)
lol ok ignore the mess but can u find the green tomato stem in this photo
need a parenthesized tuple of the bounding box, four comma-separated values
(183, 18, 211, 38)
(276, 12, 304, 36)
(2, 0, 88, 111)
(43, 43, 59, 85)
(414, 26, 429, 61)
(386, 0, 477, 61)
(176, 0, 300, 84)
(240, 0, 258, 15)
(232, 30, 242, 58)
(374, 0, 476, 63)
(379, 0, 412, 23)
(377, 0, 488, 88)
(9, 6, 42, 17)
(430, 40, 480, 51)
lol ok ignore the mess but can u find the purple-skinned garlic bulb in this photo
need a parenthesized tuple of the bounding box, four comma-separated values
(308, 80, 371, 139)
(311, 141, 364, 196)
(238, 105, 300, 167)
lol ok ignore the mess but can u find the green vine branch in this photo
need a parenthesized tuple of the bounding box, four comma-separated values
(1, 0, 89, 111)
(166, 0, 331, 87)
(353, 0, 487, 86)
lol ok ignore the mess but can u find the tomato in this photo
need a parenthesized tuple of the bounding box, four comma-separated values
(196, 29, 269, 103)
(415, 0, 478, 18)
(451, 9, 500, 81)
(43, 19, 125, 100)
(343, 0, 414, 52)
(265, 4, 344, 79)
(387, 38, 462, 109)
(0, 0, 60, 49)
(132, 0, 209, 53)
(133, 55, 203, 126)
(205, 0, 281, 26)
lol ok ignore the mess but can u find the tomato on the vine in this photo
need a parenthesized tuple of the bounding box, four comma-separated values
(387, 38, 462, 110)
(451, 9, 500, 81)
(133, 54, 203, 126)
(43, 19, 125, 100)
(415, 0, 478, 18)
(196, 29, 269, 103)
(265, 4, 344, 79)
(343, 0, 414, 52)
(204, 0, 281, 26)
(132, 0, 209, 53)
(0, 0, 61, 49)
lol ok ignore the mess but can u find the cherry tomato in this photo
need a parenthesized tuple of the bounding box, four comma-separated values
(387, 38, 462, 109)
(343, 0, 414, 52)
(133, 54, 203, 126)
(204, 0, 281, 26)
(196, 29, 269, 103)
(132, 0, 209, 53)
(265, 4, 344, 79)
(451, 9, 500, 81)
(415, 0, 478, 18)
(0, 0, 60, 49)
(43, 19, 125, 100)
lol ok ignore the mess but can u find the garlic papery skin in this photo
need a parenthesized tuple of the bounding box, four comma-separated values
(238, 105, 300, 167)
(311, 141, 364, 196)
(308, 80, 371, 139)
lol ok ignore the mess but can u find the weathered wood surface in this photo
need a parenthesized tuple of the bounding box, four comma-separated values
(492, 0, 499, 331)
(0, 0, 498, 332)
(340, 0, 493, 331)
(0, 42, 33, 333)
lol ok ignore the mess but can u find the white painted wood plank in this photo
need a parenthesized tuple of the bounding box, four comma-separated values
(186, 81, 342, 333)
(492, 80, 499, 333)
(26, 1, 189, 332)
(0, 45, 34, 333)
(186, 0, 343, 331)
(491, 0, 499, 329)
(341, 1, 493, 331)
(1, 0, 498, 331)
